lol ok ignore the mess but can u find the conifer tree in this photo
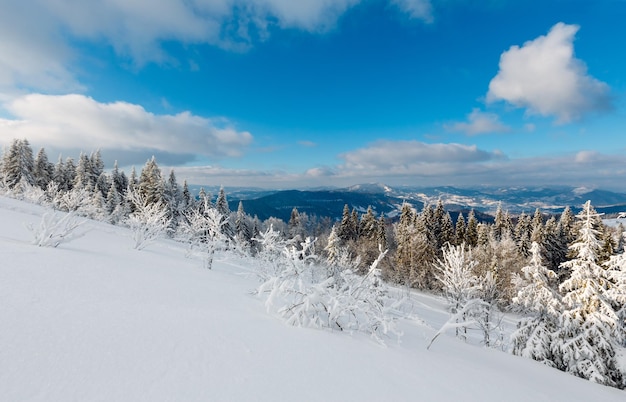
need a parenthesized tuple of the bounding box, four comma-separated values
(465, 210, 478, 247)
(350, 208, 359, 240)
(138, 156, 164, 205)
(89, 150, 104, 187)
(52, 155, 66, 190)
(64, 157, 76, 190)
(1, 139, 35, 189)
(288, 207, 302, 240)
(376, 215, 387, 250)
(531, 208, 544, 244)
(493, 203, 506, 242)
(511, 242, 562, 367)
(454, 212, 466, 246)
(515, 212, 532, 258)
(440, 212, 454, 250)
(74, 153, 93, 190)
(95, 172, 109, 198)
(33, 148, 54, 190)
(338, 204, 354, 242)
(181, 180, 193, 212)
(394, 202, 416, 284)
(235, 201, 252, 248)
(324, 225, 341, 268)
(411, 209, 436, 289)
(106, 181, 123, 222)
(216, 186, 234, 239)
(111, 161, 128, 196)
(557, 201, 624, 387)
(359, 206, 377, 242)
(433, 199, 446, 250)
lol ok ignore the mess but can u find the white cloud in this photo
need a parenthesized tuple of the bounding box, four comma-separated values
(391, 0, 433, 22)
(487, 22, 611, 123)
(0, 93, 252, 162)
(0, 0, 434, 94)
(445, 109, 511, 135)
(170, 143, 626, 192)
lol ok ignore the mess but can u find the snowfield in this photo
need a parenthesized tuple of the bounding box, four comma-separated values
(1, 196, 624, 401)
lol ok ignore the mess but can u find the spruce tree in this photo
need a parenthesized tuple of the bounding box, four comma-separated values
(1, 139, 35, 189)
(515, 212, 532, 258)
(235, 201, 251, 247)
(465, 210, 478, 247)
(376, 215, 387, 250)
(288, 207, 302, 240)
(64, 157, 76, 190)
(216, 186, 233, 239)
(531, 208, 544, 244)
(52, 155, 66, 190)
(511, 242, 562, 367)
(557, 201, 624, 388)
(359, 206, 377, 241)
(338, 204, 353, 242)
(33, 148, 54, 190)
(74, 153, 92, 190)
(394, 202, 416, 284)
(138, 156, 164, 205)
(454, 212, 466, 246)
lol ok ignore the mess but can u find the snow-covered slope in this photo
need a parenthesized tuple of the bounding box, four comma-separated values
(1, 196, 624, 401)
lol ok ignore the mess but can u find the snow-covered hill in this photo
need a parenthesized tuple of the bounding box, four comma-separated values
(1, 196, 624, 401)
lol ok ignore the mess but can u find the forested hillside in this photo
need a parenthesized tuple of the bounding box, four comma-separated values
(1, 138, 625, 388)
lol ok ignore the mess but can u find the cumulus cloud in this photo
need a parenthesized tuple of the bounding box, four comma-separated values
(487, 22, 611, 123)
(0, 93, 252, 164)
(445, 109, 511, 135)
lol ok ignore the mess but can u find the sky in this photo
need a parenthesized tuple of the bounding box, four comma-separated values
(1, 0, 626, 190)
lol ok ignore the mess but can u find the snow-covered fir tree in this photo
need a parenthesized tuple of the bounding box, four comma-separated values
(557, 201, 624, 388)
(511, 242, 562, 367)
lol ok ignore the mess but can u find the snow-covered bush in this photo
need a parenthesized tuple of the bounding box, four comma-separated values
(253, 224, 291, 279)
(26, 209, 87, 248)
(125, 189, 171, 251)
(257, 242, 402, 344)
(180, 205, 228, 269)
(432, 243, 503, 347)
(434, 243, 480, 340)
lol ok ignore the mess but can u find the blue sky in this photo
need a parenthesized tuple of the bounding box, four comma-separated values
(1, 0, 626, 190)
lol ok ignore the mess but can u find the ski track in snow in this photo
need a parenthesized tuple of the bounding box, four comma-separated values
(0, 196, 624, 401)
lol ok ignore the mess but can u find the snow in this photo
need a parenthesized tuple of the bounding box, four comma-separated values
(1, 196, 624, 401)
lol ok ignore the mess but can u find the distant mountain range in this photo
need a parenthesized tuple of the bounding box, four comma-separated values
(211, 183, 626, 223)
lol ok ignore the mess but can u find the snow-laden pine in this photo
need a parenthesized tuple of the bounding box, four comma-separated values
(511, 241, 562, 367)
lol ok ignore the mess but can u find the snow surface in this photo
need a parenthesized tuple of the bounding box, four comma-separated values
(1, 196, 624, 401)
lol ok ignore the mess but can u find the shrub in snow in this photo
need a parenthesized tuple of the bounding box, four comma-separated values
(257, 242, 402, 344)
(26, 209, 87, 248)
(473, 270, 505, 348)
(434, 243, 480, 340)
(124, 189, 171, 251)
(180, 203, 228, 269)
(432, 243, 503, 348)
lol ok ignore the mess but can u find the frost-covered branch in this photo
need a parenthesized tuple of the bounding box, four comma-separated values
(26, 209, 87, 248)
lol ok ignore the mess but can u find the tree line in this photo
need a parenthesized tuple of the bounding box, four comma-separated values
(1, 138, 624, 388)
